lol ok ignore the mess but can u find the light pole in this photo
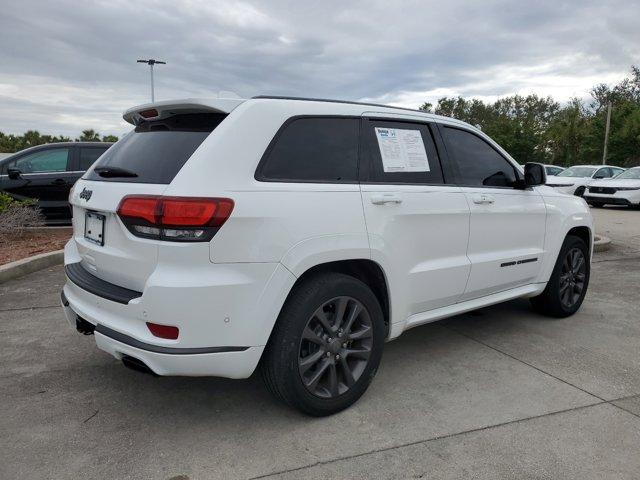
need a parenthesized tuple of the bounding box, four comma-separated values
(137, 59, 166, 102)
(602, 101, 612, 165)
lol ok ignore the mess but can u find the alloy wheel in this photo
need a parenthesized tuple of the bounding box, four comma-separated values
(298, 296, 373, 398)
(559, 247, 587, 308)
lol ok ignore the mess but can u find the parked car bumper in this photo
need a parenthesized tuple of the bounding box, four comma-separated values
(584, 190, 640, 206)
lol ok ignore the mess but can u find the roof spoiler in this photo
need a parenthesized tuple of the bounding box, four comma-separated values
(123, 97, 245, 125)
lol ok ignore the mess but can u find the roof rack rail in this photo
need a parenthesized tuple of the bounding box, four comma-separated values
(251, 95, 429, 115)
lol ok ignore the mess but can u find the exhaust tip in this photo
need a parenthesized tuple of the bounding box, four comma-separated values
(76, 317, 95, 335)
(121, 355, 157, 376)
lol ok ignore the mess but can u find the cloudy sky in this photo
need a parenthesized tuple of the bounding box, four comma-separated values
(1, 0, 639, 137)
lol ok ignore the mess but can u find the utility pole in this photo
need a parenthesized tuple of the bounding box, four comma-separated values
(602, 101, 612, 165)
(137, 59, 166, 102)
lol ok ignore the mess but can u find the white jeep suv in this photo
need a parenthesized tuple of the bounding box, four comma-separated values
(61, 96, 593, 416)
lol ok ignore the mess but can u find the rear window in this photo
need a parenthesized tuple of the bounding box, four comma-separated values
(85, 113, 226, 184)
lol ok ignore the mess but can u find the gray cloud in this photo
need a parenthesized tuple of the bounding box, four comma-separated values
(1, 0, 638, 137)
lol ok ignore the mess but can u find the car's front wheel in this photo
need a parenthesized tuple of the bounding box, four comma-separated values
(530, 235, 590, 317)
(261, 272, 385, 416)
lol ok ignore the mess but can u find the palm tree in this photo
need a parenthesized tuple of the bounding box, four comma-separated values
(77, 129, 100, 142)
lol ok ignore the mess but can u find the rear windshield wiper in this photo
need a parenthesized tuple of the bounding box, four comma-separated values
(94, 166, 138, 178)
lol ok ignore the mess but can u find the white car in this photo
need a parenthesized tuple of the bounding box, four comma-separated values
(546, 165, 625, 196)
(519, 164, 564, 177)
(584, 167, 640, 207)
(61, 96, 593, 415)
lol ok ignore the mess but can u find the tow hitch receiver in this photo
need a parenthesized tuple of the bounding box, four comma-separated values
(76, 317, 96, 335)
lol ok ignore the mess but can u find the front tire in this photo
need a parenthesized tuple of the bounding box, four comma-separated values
(574, 186, 586, 197)
(261, 272, 385, 416)
(531, 235, 590, 317)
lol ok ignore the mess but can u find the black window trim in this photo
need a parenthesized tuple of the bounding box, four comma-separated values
(254, 114, 362, 185)
(436, 123, 525, 190)
(359, 116, 455, 187)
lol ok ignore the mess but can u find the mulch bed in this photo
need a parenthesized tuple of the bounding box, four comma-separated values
(0, 229, 71, 266)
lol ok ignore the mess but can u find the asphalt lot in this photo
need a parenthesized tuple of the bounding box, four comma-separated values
(1, 207, 639, 479)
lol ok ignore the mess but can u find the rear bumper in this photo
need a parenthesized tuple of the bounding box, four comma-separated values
(61, 289, 264, 377)
(93, 329, 264, 378)
(61, 241, 296, 378)
(65, 262, 141, 304)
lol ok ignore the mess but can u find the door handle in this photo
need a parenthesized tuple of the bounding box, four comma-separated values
(371, 194, 403, 205)
(52, 178, 66, 185)
(472, 194, 494, 205)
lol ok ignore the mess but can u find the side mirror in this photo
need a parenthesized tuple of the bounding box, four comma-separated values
(7, 168, 22, 180)
(524, 162, 546, 187)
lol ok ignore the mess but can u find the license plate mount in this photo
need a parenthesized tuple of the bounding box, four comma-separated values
(84, 211, 105, 246)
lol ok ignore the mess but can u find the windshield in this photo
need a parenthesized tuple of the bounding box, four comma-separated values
(615, 168, 640, 180)
(557, 167, 597, 178)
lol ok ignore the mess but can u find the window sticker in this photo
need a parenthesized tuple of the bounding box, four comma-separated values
(374, 127, 430, 173)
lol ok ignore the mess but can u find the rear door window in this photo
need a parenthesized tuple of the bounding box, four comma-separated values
(257, 117, 359, 183)
(85, 113, 226, 184)
(361, 119, 445, 184)
(442, 126, 518, 188)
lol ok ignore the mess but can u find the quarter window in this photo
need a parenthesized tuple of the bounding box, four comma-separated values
(258, 117, 359, 182)
(11, 148, 69, 173)
(442, 127, 517, 187)
(79, 147, 109, 170)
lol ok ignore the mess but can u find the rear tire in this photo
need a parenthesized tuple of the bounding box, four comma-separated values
(530, 235, 590, 318)
(261, 272, 385, 416)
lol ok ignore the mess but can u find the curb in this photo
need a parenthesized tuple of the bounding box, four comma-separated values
(0, 249, 64, 284)
(593, 234, 611, 253)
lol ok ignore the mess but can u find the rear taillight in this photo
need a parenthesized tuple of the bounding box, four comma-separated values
(116, 195, 234, 242)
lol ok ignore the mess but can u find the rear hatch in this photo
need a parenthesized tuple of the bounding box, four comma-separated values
(69, 98, 243, 292)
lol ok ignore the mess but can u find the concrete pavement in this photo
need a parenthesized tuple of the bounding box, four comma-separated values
(1, 207, 639, 479)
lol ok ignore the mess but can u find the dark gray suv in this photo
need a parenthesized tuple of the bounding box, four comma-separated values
(0, 142, 112, 223)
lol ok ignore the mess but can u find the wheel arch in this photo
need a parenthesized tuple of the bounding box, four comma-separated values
(262, 258, 391, 351)
(566, 225, 592, 257)
(291, 259, 390, 334)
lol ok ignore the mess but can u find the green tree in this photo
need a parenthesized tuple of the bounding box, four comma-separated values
(1, 130, 116, 153)
(77, 129, 101, 142)
(547, 98, 591, 166)
(418, 66, 640, 167)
